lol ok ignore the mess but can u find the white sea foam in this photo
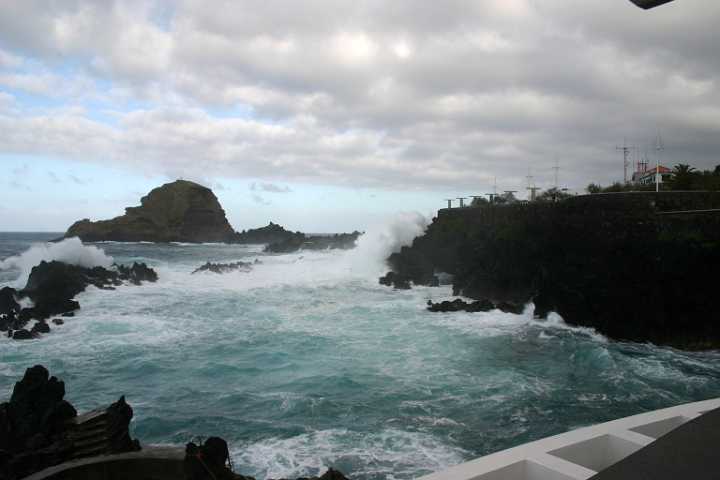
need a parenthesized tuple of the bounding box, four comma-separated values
(232, 428, 468, 480)
(0, 237, 114, 287)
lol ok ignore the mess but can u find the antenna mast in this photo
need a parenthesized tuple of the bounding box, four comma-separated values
(616, 139, 637, 185)
(552, 158, 560, 190)
(655, 134, 664, 193)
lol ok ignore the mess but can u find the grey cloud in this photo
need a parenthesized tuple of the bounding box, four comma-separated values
(250, 182, 292, 193)
(69, 174, 88, 185)
(11, 164, 29, 176)
(0, 0, 718, 194)
(251, 194, 271, 206)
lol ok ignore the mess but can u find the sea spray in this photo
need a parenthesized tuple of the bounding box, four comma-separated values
(344, 212, 429, 277)
(0, 237, 113, 287)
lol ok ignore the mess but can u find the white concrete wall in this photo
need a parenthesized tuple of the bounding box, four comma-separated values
(418, 398, 720, 480)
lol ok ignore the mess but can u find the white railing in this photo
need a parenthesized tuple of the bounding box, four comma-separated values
(418, 398, 720, 480)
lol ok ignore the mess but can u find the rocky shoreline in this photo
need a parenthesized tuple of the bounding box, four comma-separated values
(0, 261, 157, 340)
(380, 192, 720, 350)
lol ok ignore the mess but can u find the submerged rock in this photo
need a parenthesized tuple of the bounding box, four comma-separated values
(427, 298, 495, 313)
(64, 180, 237, 243)
(192, 261, 254, 274)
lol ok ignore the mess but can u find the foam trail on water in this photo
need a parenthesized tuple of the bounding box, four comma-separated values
(0, 237, 113, 287)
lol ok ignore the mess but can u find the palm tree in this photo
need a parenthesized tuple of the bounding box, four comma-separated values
(670, 164, 697, 190)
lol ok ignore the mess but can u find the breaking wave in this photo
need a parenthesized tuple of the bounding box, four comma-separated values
(0, 237, 113, 287)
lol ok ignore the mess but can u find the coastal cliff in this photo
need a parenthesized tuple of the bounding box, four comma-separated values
(383, 192, 720, 349)
(65, 180, 236, 243)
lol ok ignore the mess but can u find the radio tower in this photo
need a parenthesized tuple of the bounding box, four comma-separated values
(616, 139, 637, 184)
(526, 169, 540, 201)
(552, 158, 560, 190)
(655, 133, 664, 193)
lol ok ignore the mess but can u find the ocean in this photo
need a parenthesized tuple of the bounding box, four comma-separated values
(1, 226, 720, 480)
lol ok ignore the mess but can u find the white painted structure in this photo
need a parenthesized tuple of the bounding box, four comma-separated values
(419, 398, 720, 480)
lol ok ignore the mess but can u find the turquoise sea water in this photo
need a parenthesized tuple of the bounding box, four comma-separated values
(1, 231, 720, 480)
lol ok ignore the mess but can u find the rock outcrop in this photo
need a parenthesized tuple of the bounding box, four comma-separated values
(65, 180, 236, 243)
(192, 261, 256, 274)
(265, 231, 361, 254)
(233, 222, 299, 244)
(382, 192, 720, 350)
(0, 365, 139, 480)
(0, 261, 158, 340)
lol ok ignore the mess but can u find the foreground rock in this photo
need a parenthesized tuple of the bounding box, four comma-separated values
(382, 192, 720, 349)
(65, 180, 237, 243)
(1, 260, 158, 339)
(0, 366, 349, 480)
(0, 365, 139, 480)
(265, 231, 361, 254)
(192, 260, 256, 274)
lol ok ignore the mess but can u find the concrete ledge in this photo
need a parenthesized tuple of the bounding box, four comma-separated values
(23, 446, 185, 480)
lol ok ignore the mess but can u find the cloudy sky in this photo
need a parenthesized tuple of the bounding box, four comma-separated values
(1, 0, 718, 232)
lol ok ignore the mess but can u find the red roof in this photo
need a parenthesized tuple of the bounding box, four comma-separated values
(635, 165, 672, 174)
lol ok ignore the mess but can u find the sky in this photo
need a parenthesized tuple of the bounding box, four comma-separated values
(1, 0, 719, 232)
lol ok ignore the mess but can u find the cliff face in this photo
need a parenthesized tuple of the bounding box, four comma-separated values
(385, 192, 720, 350)
(65, 180, 237, 243)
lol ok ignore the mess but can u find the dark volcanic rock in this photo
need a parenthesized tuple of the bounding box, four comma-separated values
(427, 298, 495, 313)
(379, 272, 412, 290)
(116, 262, 159, 285)
(0, 366, 140, 479)
(265, 231, 361, 254)
(233, 222, 298, 244)
(12, 329, 33, 340)
(5, 261, 158, 339)
(192, 261, 253, 275)
(31, 321, 50, 334)
(386, 192, 720, 349)
(64, 180, 237, 243)
(0, 287, 20, 316)
(52, 318, 64, 326)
